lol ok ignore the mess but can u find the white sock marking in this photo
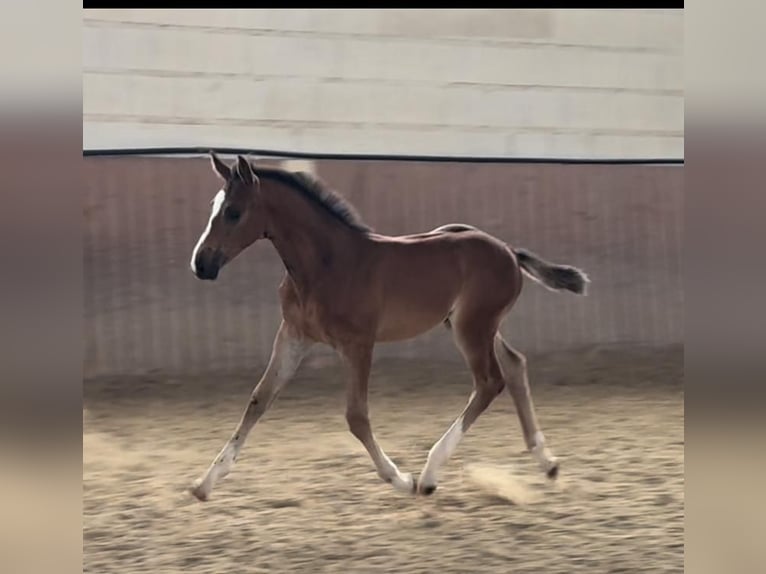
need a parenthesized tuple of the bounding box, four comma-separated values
(420, 414, 465, 488)
(376, 450, 414, 493)
(531, 430, 557, 472)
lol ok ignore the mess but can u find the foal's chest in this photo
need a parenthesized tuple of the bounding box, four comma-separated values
(281, 281, 375, 344)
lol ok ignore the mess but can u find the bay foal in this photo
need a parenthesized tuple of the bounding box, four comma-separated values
(190, 153, 589, 500)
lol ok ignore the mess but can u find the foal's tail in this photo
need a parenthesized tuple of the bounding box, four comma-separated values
(513, 248, 590, 295)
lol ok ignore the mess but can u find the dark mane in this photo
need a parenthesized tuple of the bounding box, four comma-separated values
(255, 167, 371, 233)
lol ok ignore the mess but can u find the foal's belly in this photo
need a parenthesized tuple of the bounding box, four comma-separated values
(375, 301, 453, 342)
(374, 249, 460, 342)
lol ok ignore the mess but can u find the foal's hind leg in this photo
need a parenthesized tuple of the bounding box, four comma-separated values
(190, 321, 310, 501)
(494, 335, 559, 478)
(417, 318, 505, 495)
(340, 343, 414, 494)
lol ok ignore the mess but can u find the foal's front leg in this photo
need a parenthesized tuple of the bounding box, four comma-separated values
(341, 343, 415, 494)
(191, 321, 310, 501)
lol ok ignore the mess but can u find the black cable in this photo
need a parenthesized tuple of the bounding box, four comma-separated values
(82, 146, 684, 165)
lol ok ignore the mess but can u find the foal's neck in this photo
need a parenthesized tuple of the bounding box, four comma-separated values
(261, 178, 366, 295)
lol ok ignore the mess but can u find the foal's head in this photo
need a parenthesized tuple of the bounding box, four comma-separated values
(190, 152, 266, 280)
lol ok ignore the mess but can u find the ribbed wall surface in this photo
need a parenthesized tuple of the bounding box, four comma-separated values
(84, 156, 683, 377)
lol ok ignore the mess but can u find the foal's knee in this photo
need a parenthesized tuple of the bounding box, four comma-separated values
(475, 376, 505, 403)
(487, 377, 505, 397)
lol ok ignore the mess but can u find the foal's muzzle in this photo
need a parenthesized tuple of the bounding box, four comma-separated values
(193, 249, 225, 281)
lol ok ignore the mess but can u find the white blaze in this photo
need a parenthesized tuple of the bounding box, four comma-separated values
(190, 189, 226, 273)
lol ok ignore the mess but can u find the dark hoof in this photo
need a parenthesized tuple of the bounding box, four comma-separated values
(421, 484, 437, 496)
(190, 486, 208, 502)
(547, 463, 560, 480)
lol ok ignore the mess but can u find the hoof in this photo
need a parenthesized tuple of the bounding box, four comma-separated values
(546, 462, 560, 480)
(190, 482, 209, 502)
(415, 476, 437, 496)
(420, 484, 437, 496)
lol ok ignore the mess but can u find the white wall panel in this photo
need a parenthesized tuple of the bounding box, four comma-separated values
(83, 9, 683, 158)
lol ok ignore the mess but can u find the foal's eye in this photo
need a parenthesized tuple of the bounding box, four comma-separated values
(223, 206, 241, 224)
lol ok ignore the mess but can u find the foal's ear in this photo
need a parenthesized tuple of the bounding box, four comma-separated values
(235, 155, 257, 187)
(209, 151, 231, 180)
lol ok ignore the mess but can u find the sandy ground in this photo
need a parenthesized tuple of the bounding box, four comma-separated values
(84, 345, 684, 573)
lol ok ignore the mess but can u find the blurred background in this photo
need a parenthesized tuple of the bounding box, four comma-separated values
(83, 9, 683, 377)
(82, 9, 685, 574)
